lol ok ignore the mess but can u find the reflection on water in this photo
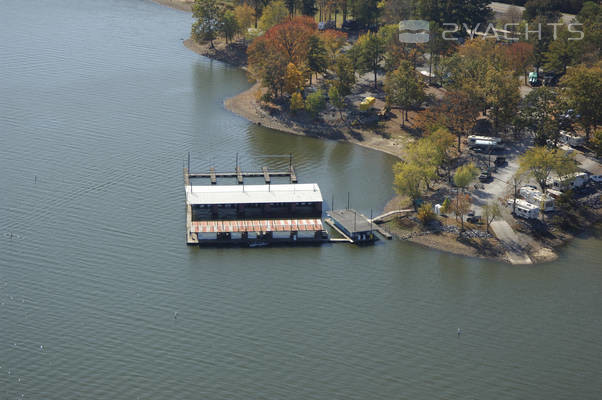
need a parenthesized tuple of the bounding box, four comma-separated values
(0, 0, 601, 399)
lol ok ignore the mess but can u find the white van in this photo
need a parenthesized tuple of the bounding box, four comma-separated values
(519, 186, 555, 212)
(513, 199, 540, 219)
(547, 172, 589, 191)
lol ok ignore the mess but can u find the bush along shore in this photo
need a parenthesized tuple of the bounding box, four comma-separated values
(165, 0, 602, 264)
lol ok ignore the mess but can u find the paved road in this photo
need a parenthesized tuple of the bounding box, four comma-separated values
(490, 2, 575, 24)
(470, 140, 534, 264)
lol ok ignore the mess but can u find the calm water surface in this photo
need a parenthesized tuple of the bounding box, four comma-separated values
(1, 0, 601, 399)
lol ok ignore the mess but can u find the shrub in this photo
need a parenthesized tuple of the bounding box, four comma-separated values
(417, 202, 436, 224)
(441, 197, 452, 214)
(305, 89, 325, 117)
(290, 92, 304, 113)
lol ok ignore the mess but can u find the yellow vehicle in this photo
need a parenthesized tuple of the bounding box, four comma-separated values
(359, 96, 375, 111)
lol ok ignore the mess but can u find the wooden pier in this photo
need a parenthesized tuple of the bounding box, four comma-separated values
(188, 165, 298, 184)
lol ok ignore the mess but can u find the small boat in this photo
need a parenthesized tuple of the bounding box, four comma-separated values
(249, 242, 268, 248)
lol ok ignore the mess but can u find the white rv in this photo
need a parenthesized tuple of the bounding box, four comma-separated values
(547, 172, 589, 191)
(519, 186, 555, 212)
(513, 199, 540, 219)
(468, 135, 503, 149)
(559, 131, 585, 147)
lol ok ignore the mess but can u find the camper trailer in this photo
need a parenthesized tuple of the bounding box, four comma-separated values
(467, 135, 503, 151)
(513, 199, 540, 219)
(519, 186, 555, 212)
(559, 131, 585, 147)
(547, 172, 589, 191)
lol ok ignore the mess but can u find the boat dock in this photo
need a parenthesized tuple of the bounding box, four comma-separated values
(188, 166, 297, 184)
(327, 209, 392, 244)
(184, 155, 397, 247)
(184, 162, 327, 246)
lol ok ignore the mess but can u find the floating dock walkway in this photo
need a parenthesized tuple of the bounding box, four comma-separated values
(188, 166, 297, 184)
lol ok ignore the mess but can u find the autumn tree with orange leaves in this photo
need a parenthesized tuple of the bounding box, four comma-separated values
(248, 16, 316, 98)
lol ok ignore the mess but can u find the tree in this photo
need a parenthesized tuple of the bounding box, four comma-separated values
(384, 61, 425, 126)
(191, 0, 221, 48)
(560, 63, 602, 141)
(283, 63, 305, 95)
(544, 28, 582, 74)
(328, 85, 345, 121)
(321, 29, 347, 66)
(519, 87, 561, 145)
(248, 36, 288, 97)
(483, 202, 501, 233)
(248, 0, 268, 28)
(234, 4, 255, 39)
(290, 91, 304, 113)
(427, 127, 456, 181)
(590, 128, 602, 157)
(502, 42, 534, 85)
(247, 17, 317, 97)
(354, 32, 386, 89)
(307, 35, 328, 84)
(454, 163, 479, 193)
(485, 66, 520, 132)
(418, 0, 492, 35)
(332, 54, 356, 96)
(577, 1, 602, 64)
(220, 10, 239, 44)
(508, 169, 529, 214)
(527, 16, 555, 74)
(439, 89, 480, 150)
(284, 0, 296, 16)
(404, 139, 439, 190)
(353, 0, 381, 26)
(518, 146, 577, 193)
(258, 0, 289, 32)
(301, 0, 317, 16)
(523, 0, 562, 21)
(393, 162, 427, 210)
(417, 202, 436, 224)
(453, 193, 472, 231)
(305, 89, 325, 117)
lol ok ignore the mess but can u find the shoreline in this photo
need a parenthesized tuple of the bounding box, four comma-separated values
(151, 0, 192, 12)
(160, 2, 599, 265)
(223, 83, 405, 159)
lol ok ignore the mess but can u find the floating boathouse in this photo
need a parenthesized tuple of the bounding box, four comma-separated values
(184, 166, 328, 245)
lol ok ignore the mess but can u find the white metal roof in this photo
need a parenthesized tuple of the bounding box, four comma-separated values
(515, 198, 539, 210)
(186, 183, 323, 205)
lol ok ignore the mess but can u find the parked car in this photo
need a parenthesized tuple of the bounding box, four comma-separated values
(528, 71, 540, 86)
(466, 211, 481, 223)
(342, 20, 359, 31)
(479, 170, 492, 183)
(543, 72, 562, 86)
(318, 20, 336, 31)
(494, 156, 506, 167)
(591, 175, 602, 184)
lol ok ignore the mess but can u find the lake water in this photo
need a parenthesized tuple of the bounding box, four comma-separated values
(1, 0, 601, 398)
